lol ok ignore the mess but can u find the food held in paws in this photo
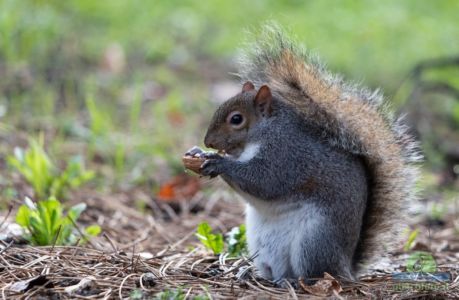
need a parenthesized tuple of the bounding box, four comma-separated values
(182, 146, 206, 174)
(182, 155, 205, 174)
(182, 146, 224, 175)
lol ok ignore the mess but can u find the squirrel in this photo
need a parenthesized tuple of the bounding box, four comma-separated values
(193, 26, 421, 282)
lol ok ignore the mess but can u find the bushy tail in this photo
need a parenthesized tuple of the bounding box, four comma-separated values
(237, 25, 421, 269)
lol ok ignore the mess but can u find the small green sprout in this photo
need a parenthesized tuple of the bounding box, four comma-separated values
(155, 288, 186, 300)
(16, 197, 101, 246)
(195, 222, 224, 255)
(430, 202, 446, 222)
(406, 251, 437, 273)
(154, 288, 209, 300)
(7, 135, 94, 200)
(195, 222, 247, 257)
(403, 228, 419, 251)
(129, 289, 144, 300)
(226, 224, 247, 257)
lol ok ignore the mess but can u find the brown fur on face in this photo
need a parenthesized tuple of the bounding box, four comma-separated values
(204, 83, 272, 156)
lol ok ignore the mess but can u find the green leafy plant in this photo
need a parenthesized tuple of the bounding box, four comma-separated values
(195, 222, 224, 255)
(195, 222, 247, 257)
(155, 288, 209, 300)
(155, 288, 186, 300)
(7, 135, 94, 200)
(226, 224, 247, 257)
(86, 93, 129, 182)
(430, 202, 446, 222)
(406, 251, 437, 273)
(16, 197, 101, 246)
(129, 289, 144, 300)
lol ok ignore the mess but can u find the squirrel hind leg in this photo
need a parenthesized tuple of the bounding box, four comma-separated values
(259, 262, 273, 279)
(290, 227, 356, 281)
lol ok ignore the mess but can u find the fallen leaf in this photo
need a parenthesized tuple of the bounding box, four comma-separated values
(139, 252, 154, 259)
(0, 222, 24, 241)
(299, 272, 342, 297)
(10, 275, 51, 293)
(157, 174, 200, 202)
(125, 252, 154, 259)
(157, 183, 175, 201)
(411, 241, 430, 251)
(65, 276, 96, 295)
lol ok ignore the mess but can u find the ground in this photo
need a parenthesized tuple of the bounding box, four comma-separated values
(1, 177, 458, 299)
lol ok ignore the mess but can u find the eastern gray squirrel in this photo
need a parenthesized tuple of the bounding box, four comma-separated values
(189, 27, 421, 282)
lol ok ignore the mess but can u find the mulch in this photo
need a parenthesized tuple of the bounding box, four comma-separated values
(1, 185, 458, 299)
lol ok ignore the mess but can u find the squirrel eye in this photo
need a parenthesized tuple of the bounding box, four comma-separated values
(227, 111, 245, 129)
(231, 114, 243, 125)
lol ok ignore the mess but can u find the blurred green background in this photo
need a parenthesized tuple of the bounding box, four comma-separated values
(1, 0, 459, 203)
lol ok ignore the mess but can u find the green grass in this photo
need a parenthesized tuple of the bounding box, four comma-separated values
(2, 1, 458, 88)
(7, 134, 94, 200)
(0, 0, 458, 191)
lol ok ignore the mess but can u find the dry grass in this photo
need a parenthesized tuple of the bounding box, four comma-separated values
(1, 186, 458, 299)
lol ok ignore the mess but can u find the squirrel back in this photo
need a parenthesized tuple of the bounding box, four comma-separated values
(237, 25, 421, 270)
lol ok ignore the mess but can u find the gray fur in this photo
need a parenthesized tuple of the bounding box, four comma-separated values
(202, 24, 421, 280)
(235, 24, 421, 269)
(202, 100, 368, 279)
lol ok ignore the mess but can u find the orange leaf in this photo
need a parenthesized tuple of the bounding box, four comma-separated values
(157, 183, 175, 201)
(157, 173, 201, 202)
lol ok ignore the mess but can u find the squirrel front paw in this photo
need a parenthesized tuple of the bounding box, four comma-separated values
(200, 157, 224, 178)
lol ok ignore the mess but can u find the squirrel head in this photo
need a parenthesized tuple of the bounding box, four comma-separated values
(204, 82, 273, 156)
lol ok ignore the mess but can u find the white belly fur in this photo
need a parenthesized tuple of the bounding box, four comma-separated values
(245, 198, 322, 280)
(231, 142, 322, 279)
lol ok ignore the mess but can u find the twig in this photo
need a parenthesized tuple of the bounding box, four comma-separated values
(118, 273, 137, 300)
(118, 228, 151, 251)
(50, 225, 62, 254)
(282, 279, 298, 300)
(103, 232, 118, 253)
(0, 240, 13, 256)
(68, 216, 97, 249)
(0, 206, 13, 231)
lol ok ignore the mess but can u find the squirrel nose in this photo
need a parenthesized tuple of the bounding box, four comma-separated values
(204, 135, 214, 149)
(205, 141, 215, 149)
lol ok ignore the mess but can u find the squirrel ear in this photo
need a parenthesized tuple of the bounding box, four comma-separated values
(254, 85, 273, 117)
(242, 81, 255, 92)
